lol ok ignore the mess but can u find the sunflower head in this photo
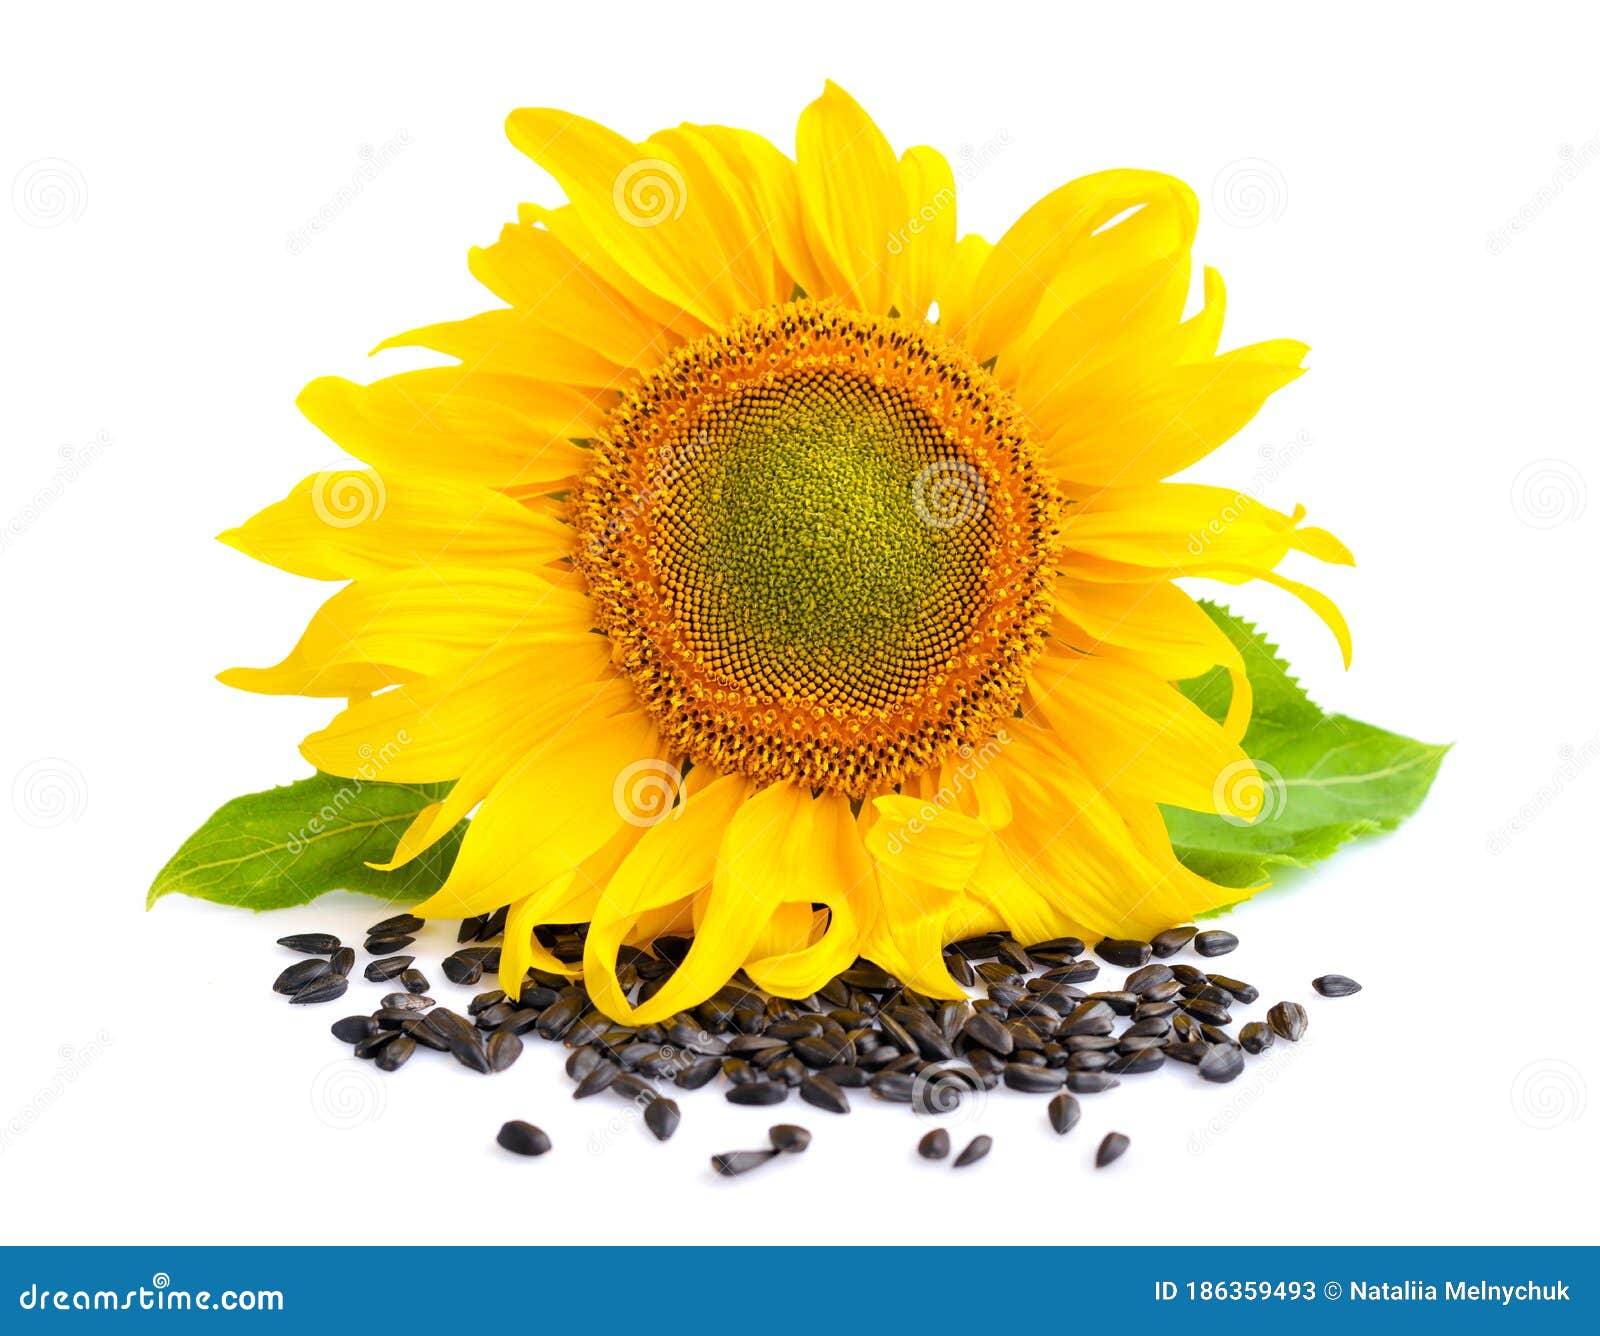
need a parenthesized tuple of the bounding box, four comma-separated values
(221, 83, 1352, 1023)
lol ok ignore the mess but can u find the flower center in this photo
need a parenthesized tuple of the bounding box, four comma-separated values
(575, 301, 1056, 796)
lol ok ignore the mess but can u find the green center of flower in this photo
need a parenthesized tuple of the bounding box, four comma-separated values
(662, 374, 993, 706)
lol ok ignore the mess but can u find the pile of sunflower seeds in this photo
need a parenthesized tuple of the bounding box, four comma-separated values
(275, 911, 1359, 1172)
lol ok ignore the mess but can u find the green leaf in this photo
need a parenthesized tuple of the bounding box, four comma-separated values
(148, 773, 464, 911)
(1163, 603, 1448, 891)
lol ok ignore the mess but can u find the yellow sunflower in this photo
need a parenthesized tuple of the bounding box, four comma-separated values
(220, 83, 1352, 1023)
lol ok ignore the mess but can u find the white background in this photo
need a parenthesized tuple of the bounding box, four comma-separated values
(2, 1, 1596, 1246)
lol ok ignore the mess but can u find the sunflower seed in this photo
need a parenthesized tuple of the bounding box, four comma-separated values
(1125, 963, 1176, 996)
(997, 940, 1035, 972)
(769, 1124, 811, 1153)
(727, 1082, 788, 1107)
(1004, 1063, 1065, 1093)
(1122, 1016, 1173, 1039)
(330, 1015, 376, 1044)
(1046, 959, 1100, 985)
(365, 935, 416, 955)
(1095, 1131, 1130, 1167)
(368, 913, 424, 937)
(711, 1149, 779, 1176)
(574, 1060, 621, 1098)
(1095, 938, 1152, 968)
(1107, 1047, 1165, 1074)
(374, 1034, 415, 1072)
(486, 1030, 522, 1073)
(381, 992, 430, 1012)
(1059, 1000, 1116, 1036)
(273, 958, 331, 994)
(399, 968, 430, 994)
(1087, 991, 1139, 1017)
(1198, 1043, 1245, 1083)
(564, 1011, 612, 1048)
(364, 956, 414, 982)
(869, 1071, 917, 1103)
(328, 947, 356, 976)
(277, 933, 341, 956)
(447, 1031, 492, 1073)
(354, 1031, 397, 1060)
(1031, 935, 1086, 957)
(1206, 974, 1259, 1004)
(535, 993, 585, 1040)
(953, 1135, 992, 1167)
(638, 1097, 679, 1141)
(1067, 1071, 1120, 1094)
(962, 1011, 1015, 1055)
(1068, 1049, 1112, 1071)
(675, 1055, 723, 1091)
(1313, 973, 1362, 998)
(944, 953, 977, 987)
(290, 973, 348, 1005)
(497, 1121, 551, 1156)
(918, 1128, 950, 1159)
(1171, 964, 1208, 986)
(403, 1017, 450, 1051)
(468, 988, 507, 1015)
(1239, 1021, 1274, 1054)
(1182, 998, 1233, 1026)
(821, 1064, 871, 1088)
(1268, 1000, 1309, 1041)
(1150, 925, 1197, 958)
(1193, 930, 1238, 958)
(441, 953, 484, 986)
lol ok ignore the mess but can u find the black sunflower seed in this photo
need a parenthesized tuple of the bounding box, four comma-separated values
(944, 953, 977, 987)
(290, 973, 348, 1005)
(381, 992, 431, 1012)
(1107, 1047, 1165, 1074)
(354, 1031, 397, 1060)
(869, 1071, 916, 1103)
(330, 1015, 376, 1044)
(496, 1121, 551, 1156)
(918, 1128, 950, 1159)
(1066, 1071, 1120, 1094)
(953, 1135, 992, 1168)
(441, 953, 484, 986)
(642, 1097, 680, 1141)
(769, 1124, 811, 1154)
(403, 1017, 450, 1051)
(1268, 1001, 1309, 1041)
(1095, 938, 1152, 968)
(273, 958, 332, 994)
(277, 933, 341, 956)
(1150, 925, 1197, 958)
(727, 1082, 788, 1107)
(676, 1055, 723, 1091)
(1206, 974, 1259, 1004)
(487, 1030, 523, 1073)
(478, 905, 508, 941)
(1043, 1094, 1081, 1132)
(1004, 1063, 1065, 1093)
(711, 1149, 779, 1176)
(1059, 1000, 1116, 1036)
(1124, 963, 1176, 996)
(1313, 974, 1362, 998)
(1164, 1040, 1210, 1065)
(566, 1047, 601, 1082)
(365, 935, 416, 955)
(1031, 936, 1085, 957)
(519, 982, 560, 1009)
(328, 947, 356, 976)
(535, 993, 585, 1040)
(1068, 1050, 1112, 1072)
(1047, 959, 1100, 985)
(1095, 1131, 1130, 1168)
(1171, 964, 1208, 986)
(564, 1011, 612, 1048)
(1182, 998, 1233, 1026)
(374, 1034, 415, 1072)
(1122, 1016, 1173, 1039)
(1239, 1021, 1274, 1054)
(962, 1011, 1015, 1055)
(1193, 930, 1239, 958)
(364, 956, 413, 982)
(574, 1060, 621, 1098)
(400, 969, 430, 995)
(821, 1064, 871, 1088)
(1086, 990, 1139, 1017)
(1198, 1043, 1245, 1083)
(447, 1031, 492, 1074)
(496, 1008, 542, 1036)
(368, 913, 424, 937)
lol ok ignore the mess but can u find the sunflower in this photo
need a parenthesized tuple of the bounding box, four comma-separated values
(220, 84, 1351, 1022)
